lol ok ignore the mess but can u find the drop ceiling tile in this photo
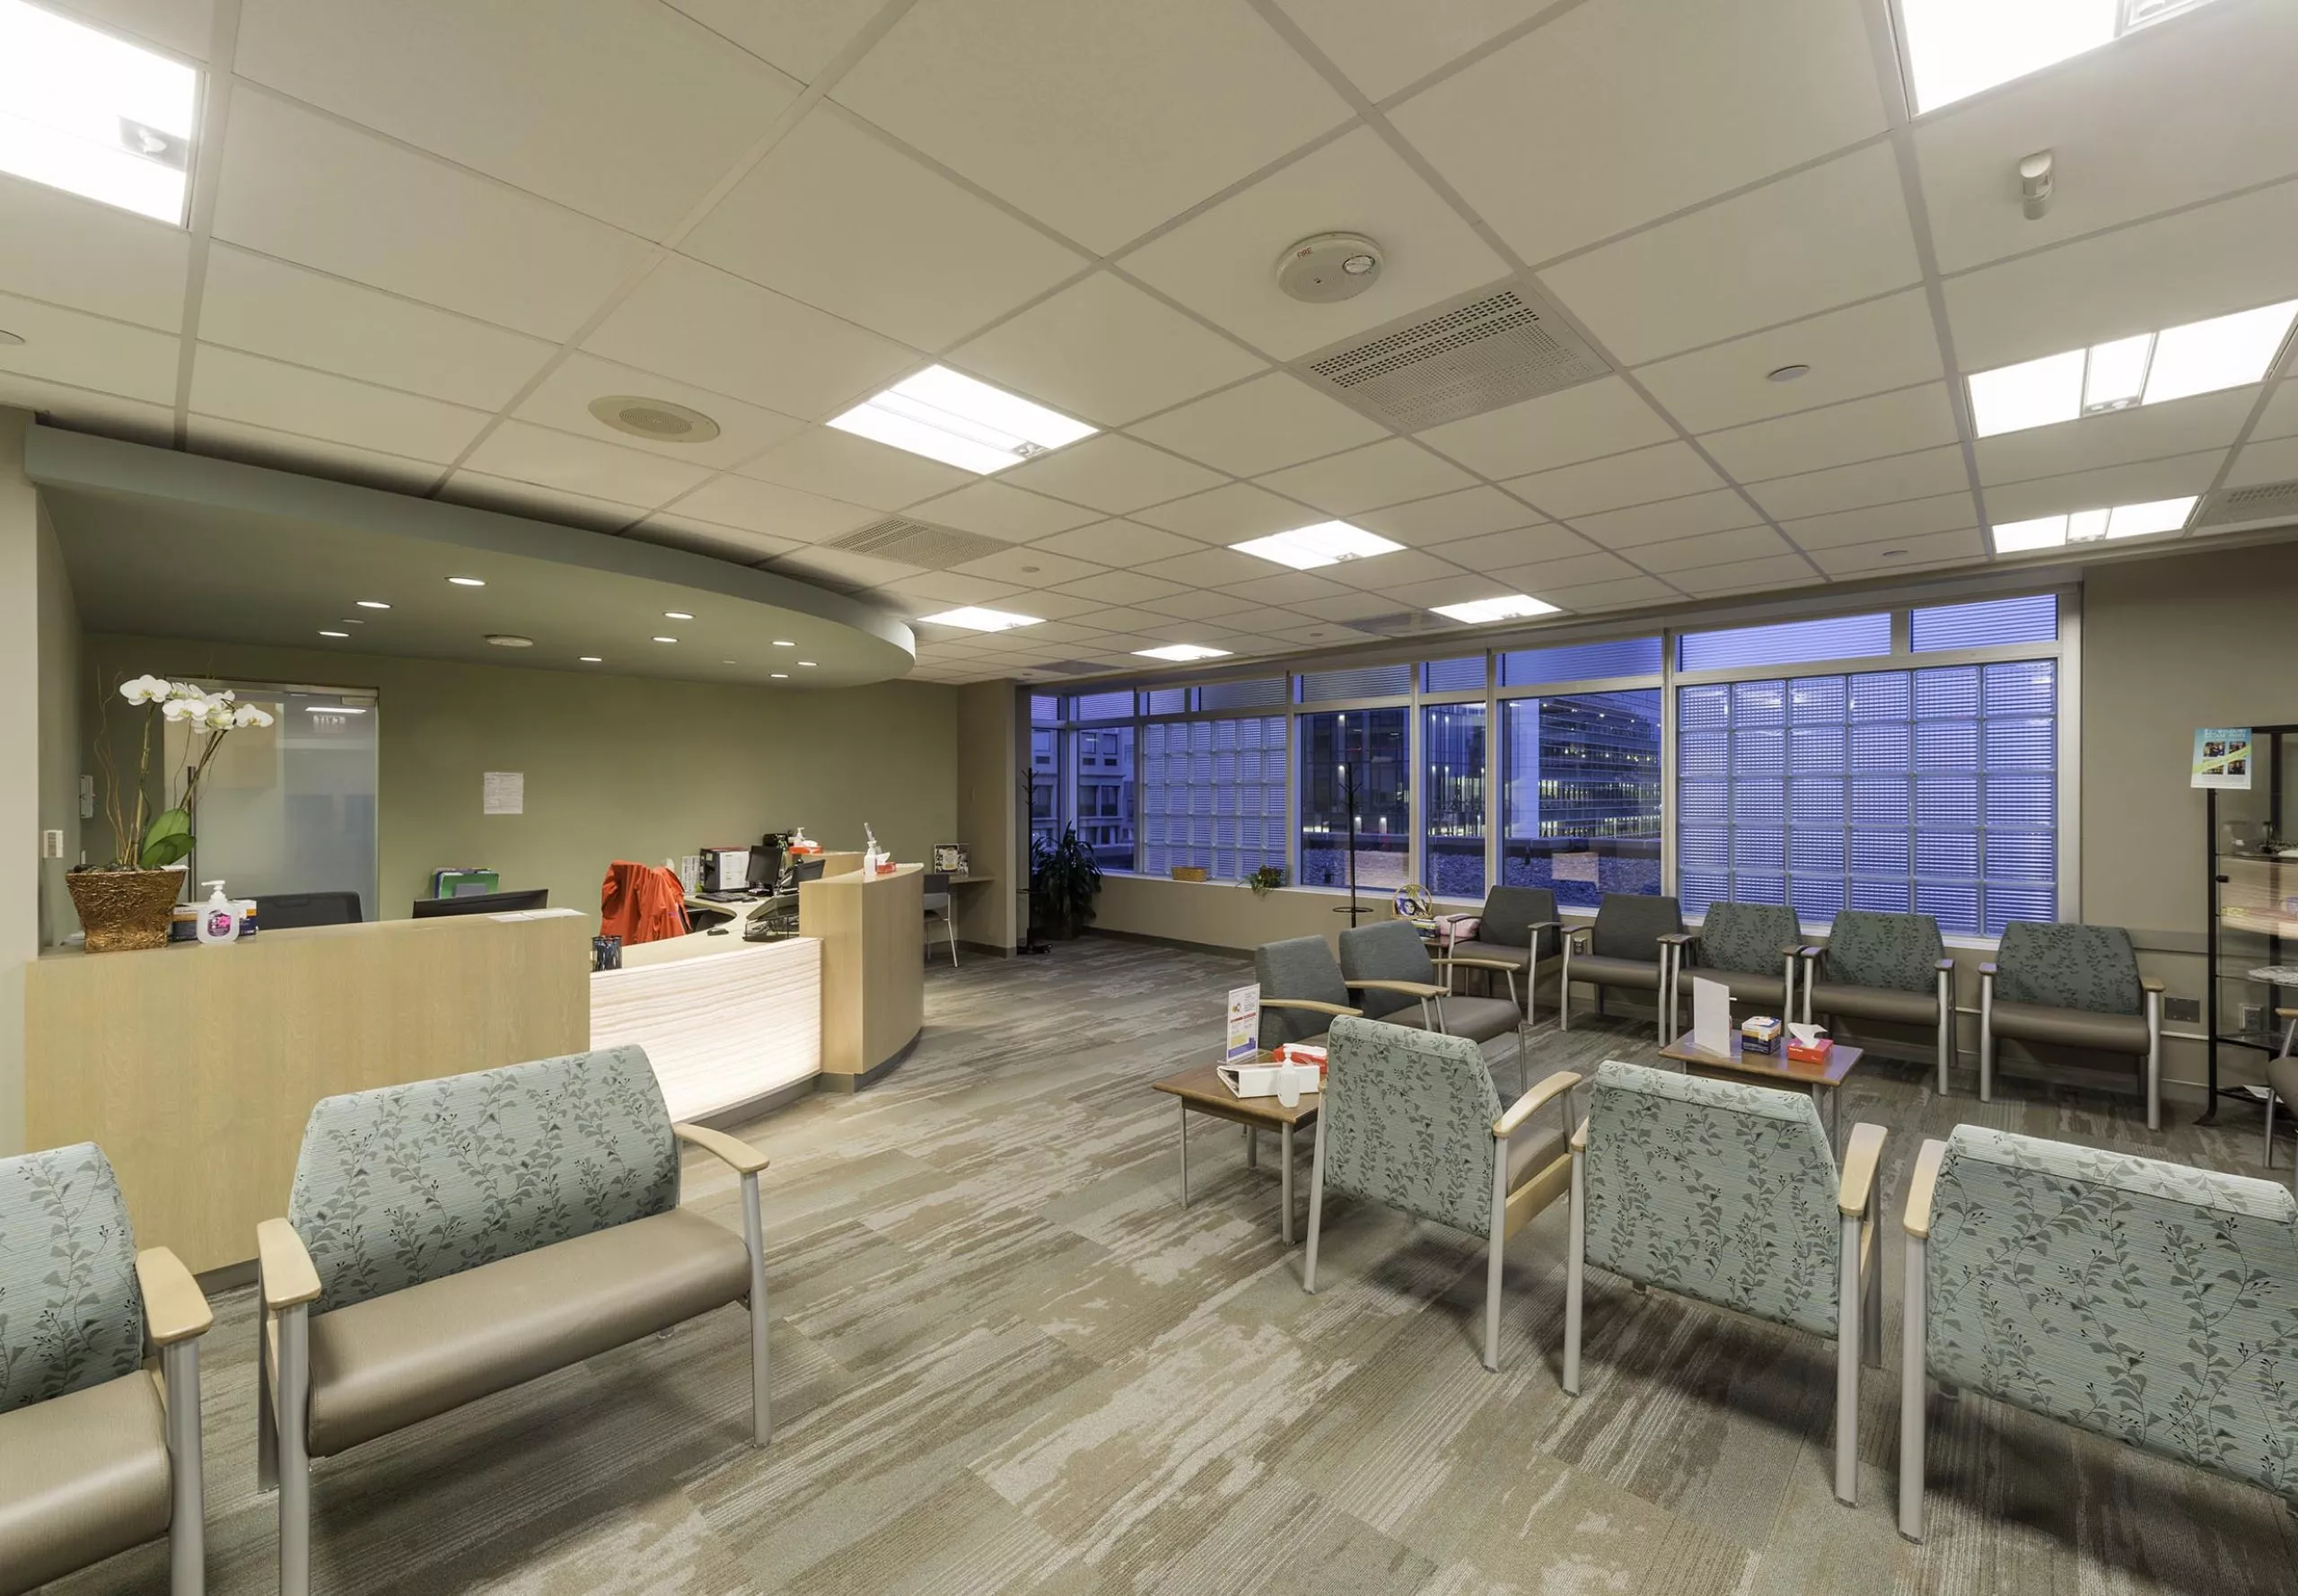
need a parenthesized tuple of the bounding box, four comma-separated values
(1004, 434, 1226, 514)
(1051, 570, 1193, 607)
(1488, 549, 1642, 591)
(2254, 381, 2298, 443)
(1504, 441, 1725, 519)
(1777, 492, 1978, 551)
(1917, 4, 2298, 276)
(684, 109, 1086, 350)
(1540, 145, 1921, 366)
(1979, 450, 2224, 523)
(994, 587, 1105, 620)
(626, 515, 795, 565)
(773, 545, 924, 590)
(1134, 547, 1281, 588)
(1268, 622, 1380, 647)
(1133, 588, 1267, 620)
(1390, 0, 1885, 263)
(1383, 572, 1516, 609)
(1057, 604, 1176, 633)
(950, 272, 1266, 426)
(198, 245, 556, 412)
(0, 174, 189, 329)
(1974, 389, 2258, 487)
(510, 351, 808, 469)
(1670, 553, 1825, 598)
(1629, 525, 1793, 573)
(949, 546, 1106, 587)
(460, 419, 715, 509)
(0, 291, 180, 403)
(1417, 375, 1674, 478)
(1435, 523, 1593, 572)
(2226, 434, 2298, 491)
(1121, 126, 1507, 361)
(437, 470, 648, 534)
(1255, 438, 1474, 515)
(671, 473, 882, 543)
(1126, 372, 1388, 478)
(1221, 571, 1351, 607)
(910, 479, 1100, 541)
(0, 375, 174, 445)
(585, 254, 917, 420)
(189, 345, 489, 460)
(1633, 290, 1945, 434)
(51, 0, 215, 58)
(875, 571, 1023, 608)
(737, 425, 975, 509)
(1321, 548, 1469, 590)
(1811, 528, 1983, 576)
(1133, 482, 1315, 541)
(1030, 520, 1207, 567)
(1572, 487, 1763, 549)
(213, 92, 653, 341)
(1269, 0, 1567, 101)
(183, 415, 439, 494)
(831, 0, 1351, 254)
(1285, 590, 1420, 623)
(1743, 445, 1973, 522)
(234, 0, 799, 238)
(1356, 486, 1545, 547)
(1539, 574, 1680, 610)
(665, 0, 884, 83)
(1701, 383, 1960, 484)
(1943, 181, 2298, 373)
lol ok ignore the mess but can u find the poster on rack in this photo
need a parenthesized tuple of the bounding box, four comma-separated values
(1225, 984, 1261, 1065)
(2192, 728, 2254, 789)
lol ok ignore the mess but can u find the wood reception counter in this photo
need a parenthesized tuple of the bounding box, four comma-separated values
(801, 861, 924, 1089)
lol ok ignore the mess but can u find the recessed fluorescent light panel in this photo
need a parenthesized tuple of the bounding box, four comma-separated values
(1897, 0, 2224, 114)
(0, 0, 197, 223)
(828, 365, 1095, 475)
(1991, 495, 2197, 552)
(1431, 594, 1561, 625)
(918, 606, 1042, 633)
(1231, 521, 1404, 571)
(1967, 300, 2298, 436)
(1133, 644, 1232, 662)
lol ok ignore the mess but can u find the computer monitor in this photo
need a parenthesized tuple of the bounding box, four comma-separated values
(746, 843, 783, 890)
(411, 888, 548, 918)
(791, 857, 828, 885)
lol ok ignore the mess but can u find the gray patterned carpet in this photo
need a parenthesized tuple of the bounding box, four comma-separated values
(50, 936, 2298, 1595)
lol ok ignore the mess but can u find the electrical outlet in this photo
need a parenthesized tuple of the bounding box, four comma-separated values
(2164, 995, 2200, 1024)
(40, 829, 64, 859)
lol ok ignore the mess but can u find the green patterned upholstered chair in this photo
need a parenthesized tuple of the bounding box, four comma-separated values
(257, 1046, 772, 1596)
(1979, 921, 2164, 1128)
(1565, 1062, 1885, 1505)
(1338, 919, 1531, 1092)
(1443, 886, 1566, 1021)
(1802, 910, 1956, 1093)
(2267, 1045, 2298, 1197)
(1303, 1017, 1579, 1371)
(1253, 935, 1361, 1049)
(1661, 901, 1802, 1037)
(1898, 1127, 2298, 1539)
(1559, 893, 1684, 1041)
(0, 1143, 212, 1596)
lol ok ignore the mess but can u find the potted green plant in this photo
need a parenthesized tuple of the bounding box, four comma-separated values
(1031, 824, 1104, 939)
(1241, 864, 1286, 898)
(69, 674, 275, 951)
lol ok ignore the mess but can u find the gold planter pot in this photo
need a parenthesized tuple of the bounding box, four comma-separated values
(66, 868, 185, 952)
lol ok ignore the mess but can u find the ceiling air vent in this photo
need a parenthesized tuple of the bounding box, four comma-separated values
(1032, 658, 1111, 677)
(1291, 279, 1609, 432)
(2194, 478, 2298, 531)
(826, 517, 1009, 570)
(1348, 609, 1470, 638)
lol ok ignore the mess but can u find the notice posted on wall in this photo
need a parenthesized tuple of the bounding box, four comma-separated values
(2192, 728, 2253, 790)
(483, 771, 525, 815)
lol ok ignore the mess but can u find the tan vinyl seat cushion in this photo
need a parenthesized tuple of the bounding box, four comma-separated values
(1674, 967, 1789, 1006)
(306, 1207, 750, 1457)
(1987, 1000, 2150, 1054)
(1382, 993, 1522, 1044)
(0, 1372, 171, 1594)
(1806, 980, 1940, 1026)
(1564, 952, 1662, 991)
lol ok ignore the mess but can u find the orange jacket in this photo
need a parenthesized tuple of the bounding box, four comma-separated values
(600, 861, 689, 945)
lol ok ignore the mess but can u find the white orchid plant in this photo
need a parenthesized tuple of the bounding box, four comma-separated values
(94, 675, 276, 871)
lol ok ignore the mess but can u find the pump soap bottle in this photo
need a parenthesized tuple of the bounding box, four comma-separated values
(196, 880, 240, 946)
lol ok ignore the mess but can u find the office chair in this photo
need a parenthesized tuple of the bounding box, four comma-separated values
(254, 891, 364, 929)
(922, 871, 957, 968)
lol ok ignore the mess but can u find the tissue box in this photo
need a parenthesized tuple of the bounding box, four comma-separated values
(1787, 1036, 1834, 1065)
(1740, 1016, 1782, 1055)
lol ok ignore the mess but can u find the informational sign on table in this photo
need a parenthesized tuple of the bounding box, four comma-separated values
(1692, 975, 1732, 1057)
(1225, 984, 1261, 1065)
(2192, 728, 2253, 790)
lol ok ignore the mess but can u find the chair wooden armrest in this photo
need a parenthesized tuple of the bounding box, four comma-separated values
(2139, 975, 2166, 994)
(1346, 978, 1448, 998)
(1495, 1070, 1582, 1137)
(1836, 1123, 1888, 1217)
(1934, 958, 1956, 972)
(1261, 997, 1361, 1018)
(1435, 955, 1527, 973)
(1977, 961, 1998, 978)
(1903, 1138, 1950, 1238)
(257, 1218, 321, 1312)
(1569, 1115, 1587, 1152)
(136, 1247, 214, 1346)
(1523, 919, 1562, 934)
(674, 1122, 772, 1176)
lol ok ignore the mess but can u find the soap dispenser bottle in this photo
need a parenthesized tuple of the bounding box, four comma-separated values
(196, 880, 240, 946)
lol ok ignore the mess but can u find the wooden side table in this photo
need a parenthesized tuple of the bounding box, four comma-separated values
(1150, 1059, 1318, 1245)
(1657, 1031, 1864, 1150)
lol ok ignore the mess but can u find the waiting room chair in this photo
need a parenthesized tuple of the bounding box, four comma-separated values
(1565, 1061, 1884, 1506)
(1802, 910, 1957, 1095)
(922, 870, 957, 968)
(1558, 893, 1684, 1042)
(254, 890, 364, 929)
(1899, 1126, 2298, 1540)
(1303, 1016, 1580, 1370)
(1661, 900, 1802, 1037)
(1442, 884, 1565, 1021)
(1253, 935, 1363, 1050)
(1, 1143, 212, 1596)
(1979, 920, 2164, 1130)
(2264, 1027, 2298, 1197)
(1338, 919, 1531, 1092)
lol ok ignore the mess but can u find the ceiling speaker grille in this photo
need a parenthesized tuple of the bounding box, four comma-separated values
(2196, 478, 2298, 530)
(827, 517, 1009, 570)
(1293, 281, 1609, 431)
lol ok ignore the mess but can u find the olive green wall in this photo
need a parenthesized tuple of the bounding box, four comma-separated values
(36, 493, 83, 950)
(85, 633, 960, 930)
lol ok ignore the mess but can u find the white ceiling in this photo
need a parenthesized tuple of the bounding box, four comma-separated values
(2, 0, 2295, 688)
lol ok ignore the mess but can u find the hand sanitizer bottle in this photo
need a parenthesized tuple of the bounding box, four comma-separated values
(196, 880, 239, 946)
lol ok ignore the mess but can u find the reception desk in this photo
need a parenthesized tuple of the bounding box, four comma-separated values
(801, 862, 924, 1088)
(22, 910, 592, 1274)
(592, 933, 821, 1121)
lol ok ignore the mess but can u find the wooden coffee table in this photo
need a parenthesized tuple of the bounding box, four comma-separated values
(1658, 1031, 1863, 1148)
(1151, 1059, 1317, 1245)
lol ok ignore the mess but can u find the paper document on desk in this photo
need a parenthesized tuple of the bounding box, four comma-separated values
(1692, 976, 1732, 1057)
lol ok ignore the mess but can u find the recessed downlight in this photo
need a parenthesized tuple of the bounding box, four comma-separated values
(588, 394, 721, 443)
(485, 634, 534, 648)
(797, 660, 817, 668)
(652, 636, 678, 644)
(1766, 364, 1811, 382)
(448, 575, 486, 587)
(771, 639, 795, 647)
(579, 656, 601, 663)
(319, 630, 349, 638)
(355, 599, 390, 609)
(664, 610, 693, 619)
(770, 672, 788, 680)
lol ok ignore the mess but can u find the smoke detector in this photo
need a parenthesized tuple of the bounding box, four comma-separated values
(1276, 232, 1384, 304)
(587, 394, 721, 443)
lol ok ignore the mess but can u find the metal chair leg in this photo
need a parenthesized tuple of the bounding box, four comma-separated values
(2267, 1087, 2279, 1171)
(165, 1339, 203, 1596)
(1562, 1154, 1585, 1395)
(1899, 1232, 1928, 1541)
(742, 1170, 771, 1446)
(1302, 1114, 1328, 1293)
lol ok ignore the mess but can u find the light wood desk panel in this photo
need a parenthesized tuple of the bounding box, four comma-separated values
(25, 911, 592, 1273)
(800, 863, 924, 1089)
